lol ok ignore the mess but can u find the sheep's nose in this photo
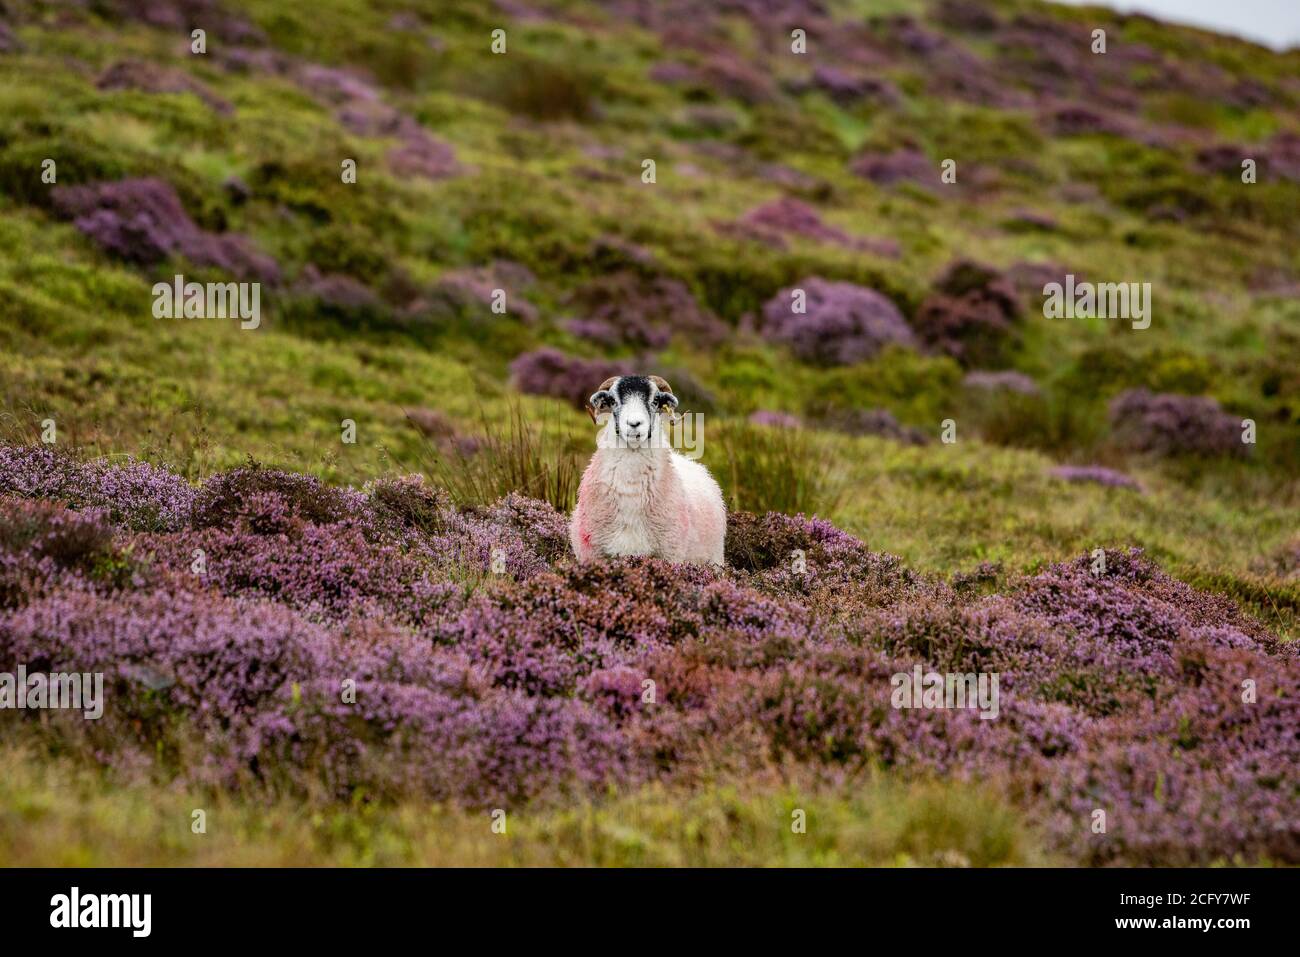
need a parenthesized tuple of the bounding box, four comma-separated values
(626, 419, 644, 430)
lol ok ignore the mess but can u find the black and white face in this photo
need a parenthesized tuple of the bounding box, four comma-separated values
(588, 376, 678, 449)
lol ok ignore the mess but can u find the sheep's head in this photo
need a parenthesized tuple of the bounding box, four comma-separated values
(587, 375, 678, 448)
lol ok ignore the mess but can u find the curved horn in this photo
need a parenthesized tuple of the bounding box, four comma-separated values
(647, 375, 673, 395)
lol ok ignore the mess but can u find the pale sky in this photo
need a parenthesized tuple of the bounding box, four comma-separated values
(1048, 0, 1300, 50)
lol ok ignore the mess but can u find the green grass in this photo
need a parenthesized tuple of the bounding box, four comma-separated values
(0, 741, 1049, 867)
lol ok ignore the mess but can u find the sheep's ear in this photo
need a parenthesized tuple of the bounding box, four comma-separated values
(648, 375, 677, 411)
(586, 389, 616, 424)
(653, 390, 678, 411)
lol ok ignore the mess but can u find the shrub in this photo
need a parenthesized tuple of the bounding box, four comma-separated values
(0, 499, 127, 604)
(734, 197, 898, 256)
(1108, 389, 1247, 458)
(96, 60, 232, 114)
(0, 445, 1295, 862)
(850, 148, 934, 187)
(963, 370, 1040, 396)
(1048, 465, 1142, 491)
(509, 348, 634, 409)
(913, 261, 1022, 368)
(50, 178, 280, 283)
(760, 278, 915, 366)
(0, 445, 194, 532)
(432, 262, 538, 324)
(816, 407, 929, 445)
(192, 465, 364, 531)
(564, 273, 726, 349)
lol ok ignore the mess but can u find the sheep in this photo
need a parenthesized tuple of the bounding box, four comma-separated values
(570, 374, 726, 566)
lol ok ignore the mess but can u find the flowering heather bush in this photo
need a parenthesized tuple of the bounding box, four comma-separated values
(432, 262, 537, 323)
(386, 129, 462, 181)
(1109, 389, 1247, 458)
(760, 277, 916, 367)
(290, 61, 462, 182)
(803, 66, 900, 107)
(296, 266, 383, 316)
(818, 407, 929, 445)
(850, 148, 934, 188)
(0, 499, 131, 607)
(50, 178, 280, 283)
(191, 464, 365, 531)
(563, 272, 726, 349)
(734, 197, 899, 257)
(963, 370, 1040, 396)
(748, 410, 801, 429)
(913, 261, 1023, 368)
(96, 60, 232, 114)
(509, 348, 635, 408)
(1048, 465, 1142, 491)
(0, 445, 194, 531)
(97, 0, 264, 43)
(0, 447, 1295, 863)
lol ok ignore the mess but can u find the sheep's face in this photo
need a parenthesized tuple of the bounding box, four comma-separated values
(588, 375, 678, 450)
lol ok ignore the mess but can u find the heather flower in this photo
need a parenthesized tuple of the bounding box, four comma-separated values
(50, 178, 280, 283)
(296, 266, 383, 315)
(818, 407, 929, 445)
(805, 66, 900, 106)
(96, 60, 233, 114)
(509, 348, 635, 408)
(1108, 389, 1247, 458)
(851, 148, 934, 188)
(1049, 465, 1142, 491)
(387, 129, 462, 181)
(733, 198, 899, 257)
(432, 262, 536, 322)
(0, 498, 131, 606)
(748, 410, 801, 429)
(192, 465, 364, 531)
(913, 261, 1023, 368)
(0, 445, 195, 531)
(964, 370, 1040, 396)
(289, 61, 461, 182)
(760, 278, 916, 366)
(563, 273, 726, 349)
(1, 444, 1294, 862)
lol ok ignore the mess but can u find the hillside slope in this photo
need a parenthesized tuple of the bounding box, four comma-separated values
(0, 0, 1298, 864)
